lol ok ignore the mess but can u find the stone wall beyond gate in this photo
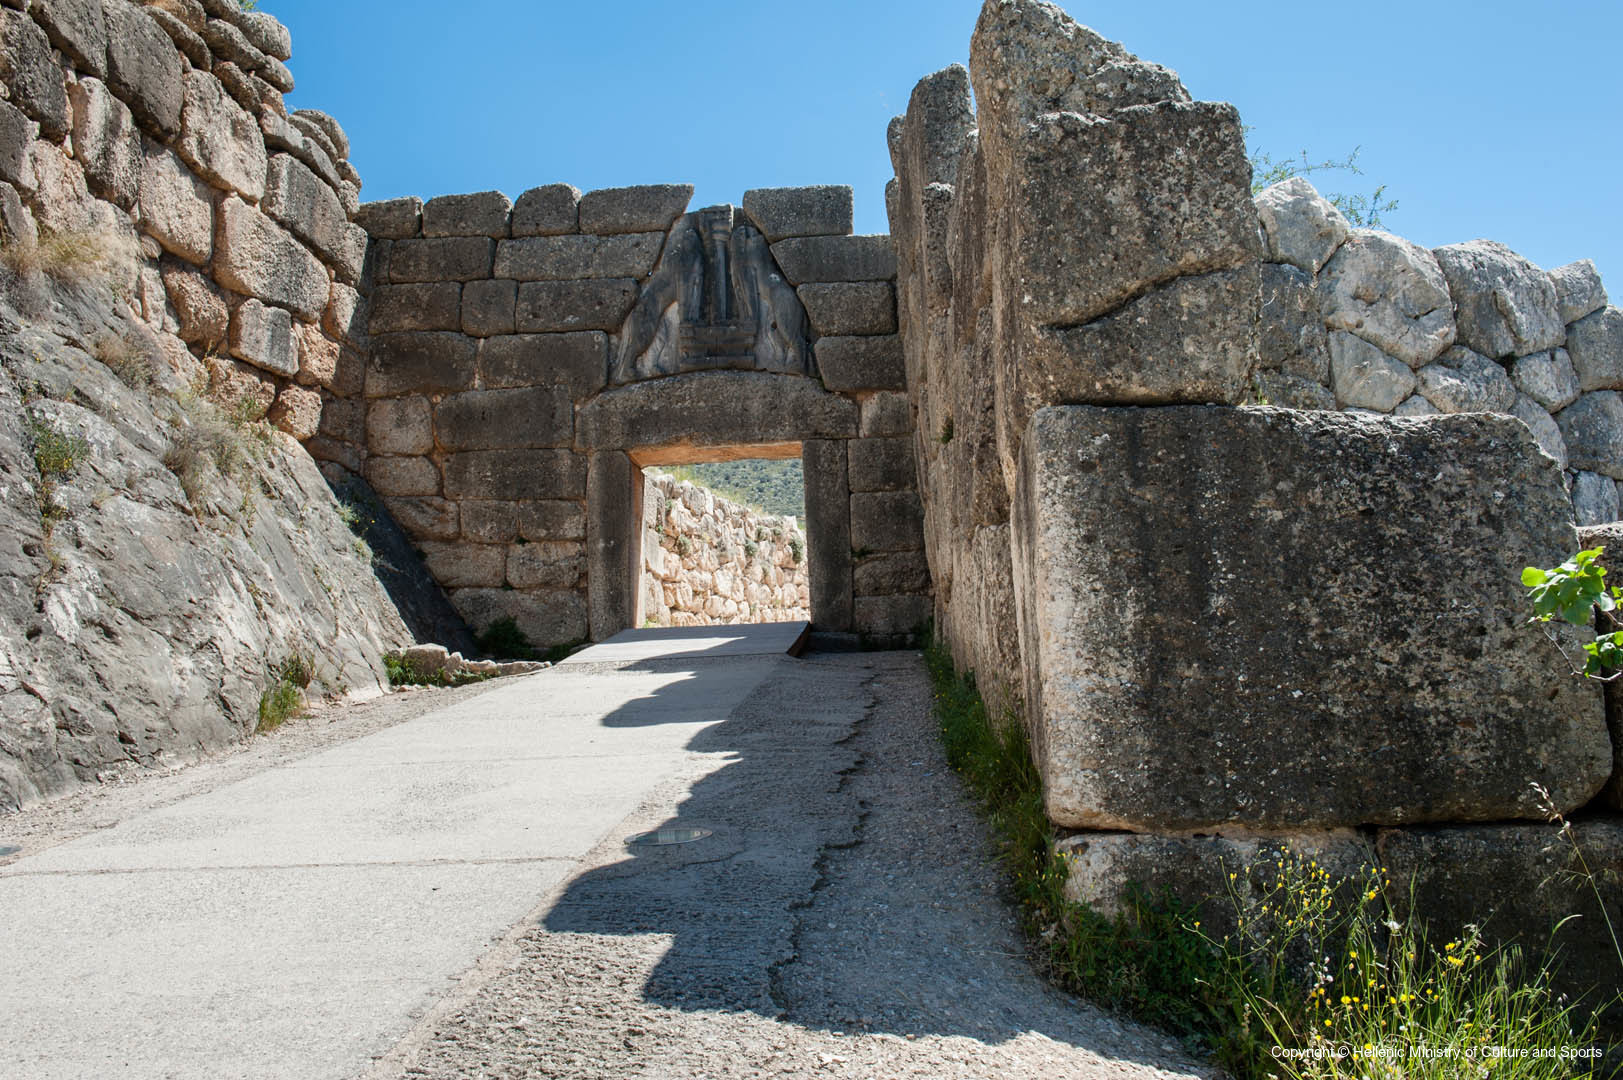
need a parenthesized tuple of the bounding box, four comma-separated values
(353, 186, 931, 646)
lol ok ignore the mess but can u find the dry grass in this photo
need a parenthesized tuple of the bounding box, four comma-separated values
(0, 227, 134, 287)
(92, 332, 156, 390)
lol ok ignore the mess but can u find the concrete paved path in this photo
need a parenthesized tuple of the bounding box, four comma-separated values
(0, 648, 789, 1080)
(559, 620, 809, 664)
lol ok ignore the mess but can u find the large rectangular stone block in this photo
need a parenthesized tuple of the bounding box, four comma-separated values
(1013, 405, 1610, 832)
(816, 335, 905, 392)
(448, 587, 587, 650)
(433, 386, 573, 450)
(479, 332, 607, 398)
(388, 236, 494, 282)
(847, 436, 916, 493)
(798, 282, 896, 337)
(741, 185, 852, 242)
(771, 235, 895, 283)
(577, 184, 691, 235)
(442, 449, 586, 500)
(365, 332, 477, 398)
(515, 278, 638, 333)
(803, 439, 853, 632)
(368, 282, 461, 334)
(850, 491, 924, 553)
(494, 233, 664, 281)
(213, 195, 326, 320)
(586, 450, 637, 639)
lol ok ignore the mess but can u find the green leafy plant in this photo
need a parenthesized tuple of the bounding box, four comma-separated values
(26, 413, 88, 541)
(474, 616, 538, 661)
(939, 416, 954, 444)
(1522, 547, 1623, 677)
(1247, 139, 1399, 230)
(384, 653, 490, 688)
(256, 654, 312, 733)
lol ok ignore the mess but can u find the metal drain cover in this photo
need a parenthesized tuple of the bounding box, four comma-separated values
(0, 845, 19, 857)
(627, 827, 711, 847)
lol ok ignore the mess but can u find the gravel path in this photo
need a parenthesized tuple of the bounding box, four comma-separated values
(368, 652, 1212, 1080)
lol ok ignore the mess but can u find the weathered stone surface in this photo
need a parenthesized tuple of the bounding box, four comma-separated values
(364, 398, 432, 459)
(263, 153, 359, 277)
(578, 370, 856, 451)
(1329, 329, 1415, 411)
(1415, 346, 1516, 413)
(517, 500, 586, 542)
(324, 282, 366, 347)
(434, 387, 572, 451)
(1392, 394, 1438, 416)
(847, 436, 915, 493)
(1557, 391, 1623, 479)
(160, 260, 227, 348)
(0, 179, 35, 247)
(853, 594, 932, 637)
(1509, 392, 1567, 470)
(1013, 405, 1606, 831)
(1433, 239, 1564, 359)
(1571, 470, 1620, 526)
(0, 9, 68, 139)
(231, 9, 290, 62)
(416, 541, 506, 589)
(364, 332, 476, 398)
(203, 354, 274, 417)
(138, 141, 212, 264)
(852, 550, 930, 596)
(460, 278, 515, 337)
(850, 491, 924, 553)
(1567, 306, 1623, 392)
(507, 540, 584, 590)
(494, 233, 663, 282)
(293, 321, 338, 387)
(771, 234, 895, 283)
(1013, 264, 1259, 447)
(479, 331, 606, 397)
(741, 185, 853, 242)
(1254, 177, 1349, 274)
(386, 236, 493, 283)
(514, 278, 638, 333)
(422, 190, 511, 239)
(1254, 371, 1335, 410)
(1379, 822, 1623, 1030)
(213, 197, 327, 320)
(1511, 347, 1581, 412)
(291, 109, 346, 159)
(68, 77, 140, 208)
(803, 439, 852, 632)
(176, 70, 265, 199)
(442, 448, 585, 500)
(584, 449, 634, 639)
(212, 60, 261, 114)
(448, 587, 586, 650)
(356, 196, 421, 240)
(368, 282, 461, 335)
(511, 183, 579, 237)
(366, 454, 439, 497)
(859, 391, 912, 438)
(0, 101, 32, 191)
(1320, 230, 1456, 367)
(145, 6, 208, 70)
(31, 0, 107, 78)
(200, 16, 267, 76)
(287, 112, 339, 164)
(103, 2, 183, 139)
(1259, 262, 1329, 384)
(577, 183, 691, 235)
(797, 281, 895, 336)
(1550, 259, 1607, 325)
(229, 297, 297, 377)
(258, 107, 344, 193)
(268, 383, 320, 440)
(816, 335, 905, 392)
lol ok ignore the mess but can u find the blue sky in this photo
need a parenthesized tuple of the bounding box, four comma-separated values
(272, 0, 1622, 289)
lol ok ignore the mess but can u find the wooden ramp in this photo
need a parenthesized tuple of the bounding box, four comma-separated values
(558, 621, 811, 664)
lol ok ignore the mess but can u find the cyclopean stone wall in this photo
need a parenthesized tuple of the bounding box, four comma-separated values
(639, 471, 809, 627)
(1, 0, 369, 455)
(355, 184, 931, 647)
(890, 0, 1621, 1014)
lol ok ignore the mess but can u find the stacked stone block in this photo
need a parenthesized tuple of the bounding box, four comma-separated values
(889, 0, 1622, 1014)
(639, 472, 809, 627)
(1253, 176, 1622, 525)
(0, 0, 367, 457)
(358, 182, 931, 646)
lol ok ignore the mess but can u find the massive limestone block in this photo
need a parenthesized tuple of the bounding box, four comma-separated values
(213, 196, 327, 321)
(1550, 259, 1607, 325)
(515, 278, 637, 333)
(30, 0, 108, 79)
(449, 587, 587, 650)
(511, 184, 580, 237)
(1433, 240, 1564, 359)
(577, 371, 856, 452)
(68, 77, 140, 209)
(356, 196, 422, 240)
(229, 297, 297, 377)
(1319, 231, 1456, 368)
(160, 260, 227, 349)
(797, 282, 896, 336)
(494, 233, 663, 281)
(803, 439, 853, 632)
(364, 332, 477, 398)
(1012, 405, 1608, 832)
(103, 2, 184, 139)
(460, 278, 515, 337)
(0, 9, 70, 140)
(366, 396, 433, 456)
(1254, 177, 1350, 274)
(176, 70, 266, 199)
(577, 184, 692, 236)
(741, 185, 853, 242)
(368, 282, 461, 335)
(1415, 346, 1516, 414)
(433, 387, 573, 451)
(1328, 330, 1414, 412)
(1511, 348, 1580, 412)
(1510, 393, 1567, 470)
(815, 335, 906, 392)
(1259, 263, 1330, 384)
(1567, 306, 1623, 391)
(263, 153, 364, 281)
(770, 235, 896, 284)
(139, 141, 213, 265)
(442, 449, 586, 501)
(1570, 470, 1619, 526)
(422, 190, 511, 239)
(1557, 390, 1623, 479)
(479, 332, 606, 398)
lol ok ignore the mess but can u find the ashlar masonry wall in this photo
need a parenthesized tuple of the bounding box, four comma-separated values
(355, 183, 932, 647)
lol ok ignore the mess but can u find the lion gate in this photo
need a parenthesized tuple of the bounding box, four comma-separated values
(349, 184, 933, 647)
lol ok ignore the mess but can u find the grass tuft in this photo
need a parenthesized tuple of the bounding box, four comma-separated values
(256, 654, 312, 734)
